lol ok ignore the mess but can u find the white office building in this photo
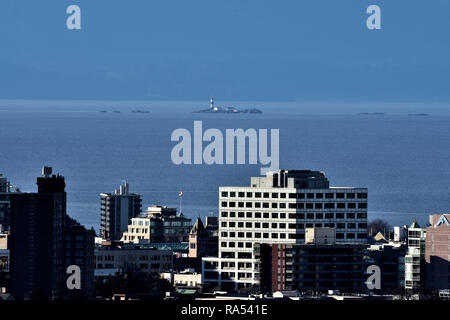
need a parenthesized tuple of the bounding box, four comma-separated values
(202, 169, 368, 291)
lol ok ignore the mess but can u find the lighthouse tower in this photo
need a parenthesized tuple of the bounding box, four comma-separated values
(209, 97, 219, 111)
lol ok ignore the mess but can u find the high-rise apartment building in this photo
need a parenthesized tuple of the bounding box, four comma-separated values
(62, 217, 95, 298)
(100, 182, 142, 241)
(8, 167, 94, 299)
(202, 169, 368, 291)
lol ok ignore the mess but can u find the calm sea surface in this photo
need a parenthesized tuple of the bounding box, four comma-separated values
(1, 100, 449, 232)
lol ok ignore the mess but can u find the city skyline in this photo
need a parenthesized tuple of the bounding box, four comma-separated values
(2, 165, 449, 300)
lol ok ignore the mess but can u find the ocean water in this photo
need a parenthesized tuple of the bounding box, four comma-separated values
(1, 100, 450, 233)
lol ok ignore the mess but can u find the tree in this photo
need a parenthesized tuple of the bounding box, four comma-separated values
(367, 219, 391, 237)
(94, 268, 172, 299)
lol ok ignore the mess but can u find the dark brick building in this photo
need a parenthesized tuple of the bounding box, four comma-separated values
(257, 228, 367, 293)
(8, 167, 94, 300)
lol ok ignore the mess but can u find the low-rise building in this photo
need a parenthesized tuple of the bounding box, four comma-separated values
(162, 269, 203, 288)
(121, 205, 192, 244)
(94, 242, 173, 277)
(189, 218, 218, 258)
(257, 228, 367, 294)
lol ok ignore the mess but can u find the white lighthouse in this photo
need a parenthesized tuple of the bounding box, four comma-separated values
(210, 97, 220, 111)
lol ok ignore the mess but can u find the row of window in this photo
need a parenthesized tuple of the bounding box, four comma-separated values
(220, 211, 367, 219)
(123, 235, 146, 240)
(163, 221, 192, 227)
(221, 191, 367, 199)
(138, 255, 164, 261)
(130, 220, 191, 227)
(128, 228, 149, 234)
(221, 222, 367, 229)
(221, 201, 367, 209)
(96, 255, 114, 261)
(220, 231, 367, 240)
(221, 252, 253, 259)
(96, 263, 165, 270)
(96, 255, 170, 261)
(220, 262, 253, 269)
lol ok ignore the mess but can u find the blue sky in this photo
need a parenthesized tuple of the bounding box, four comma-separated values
(0, 0, 449, 101)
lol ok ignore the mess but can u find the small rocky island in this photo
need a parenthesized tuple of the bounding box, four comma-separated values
(131, 110, 150, 114)
(193, 97, 262, 114)
(359, 112, 385, 115)
(99, 110, 150, 114)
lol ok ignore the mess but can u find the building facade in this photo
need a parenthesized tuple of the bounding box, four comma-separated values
(404, 220, 426, 292)
(365, 243, 407, 292)
(161, 270, 203, 288)
(62, 217, 95, 298)
(425, 214, 450, 290)
(121, 206, 191, 244)
(203, 169, 368, 291)
(0, 175, 8, 193)
(94, 242, 173, 277)
(0, 174, 13, 232)
(258, 228, 367, 293)
(8, 167, 94, 299)
(189, 218, 218, 258)
(258, 243, 367, 293)
(100, 182, 142, 241)
(0, 236, 8, 273)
